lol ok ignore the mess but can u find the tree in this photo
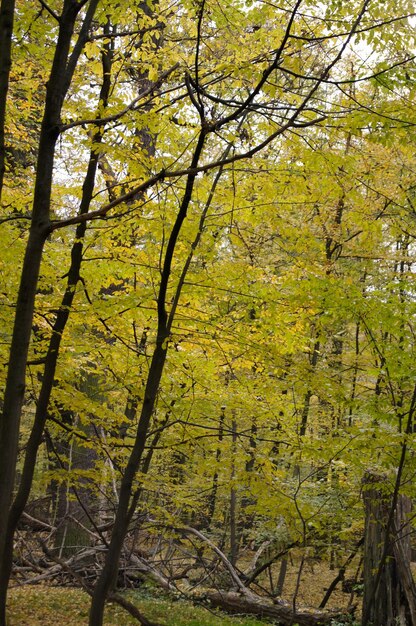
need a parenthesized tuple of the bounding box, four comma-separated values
(1, 1, 415, 625)
(0, 0, 15, 196)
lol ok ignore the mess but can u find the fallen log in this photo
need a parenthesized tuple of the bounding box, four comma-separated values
(205, 590, 354, 626)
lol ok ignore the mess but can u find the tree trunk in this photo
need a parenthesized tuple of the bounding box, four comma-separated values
(88, 342, 168, 626)
(204, 407, 225, 529)
(48, 407, 97, 558)
(275, 555, 288, 596)
(0, 1, 77, 617)
(362, 471, 416, 626)
(229, 416, 238, 567)
(88, 123, 207, 626)
(0, 0, 15, 197)
(0, 3, 99, 624)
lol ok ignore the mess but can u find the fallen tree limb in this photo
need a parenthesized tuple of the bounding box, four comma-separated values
(13, 524, 356, 626)
(108, 592, 162, 626)
(128, 553, 175, 591)
(37, 540, 163, 626)
(243, 542, 298, 586)
(205, 590, 354, 626)
(174, 525, 257, 600)
(20, 511, 55, 532)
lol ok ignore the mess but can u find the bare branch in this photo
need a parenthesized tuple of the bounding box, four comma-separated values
(51, 109, 325, 232)
(278, 54, 416, 87)
(174, 525, 257, 599)
(61, 63, 180, 132)
(37, 0, 59, 21)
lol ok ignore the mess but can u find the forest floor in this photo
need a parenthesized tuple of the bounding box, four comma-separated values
(6, 558, 360, 625)
(6, 586, 270, 626)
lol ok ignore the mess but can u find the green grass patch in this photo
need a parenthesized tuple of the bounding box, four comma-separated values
(7, 586, 271, 625)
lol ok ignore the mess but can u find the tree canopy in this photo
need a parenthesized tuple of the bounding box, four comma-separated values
(0, 1, 416, 625)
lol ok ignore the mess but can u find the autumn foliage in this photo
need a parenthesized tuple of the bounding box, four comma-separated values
(1, 1, 416, 625)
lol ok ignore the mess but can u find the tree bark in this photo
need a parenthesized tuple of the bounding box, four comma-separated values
(88, 342, 168, 626)
(0, 3, 99, 624)
(0, 0, 79, 577)
(362, 471, 416, 626)
(88, 127, 208, 626)
(0, 0, 15, 197)
(204, 407, 225, 528)
(229, 416, 238, 567)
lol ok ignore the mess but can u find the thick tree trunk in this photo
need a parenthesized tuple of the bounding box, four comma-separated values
(0, 0, 15, 197)
(362, 471, 416, 626)
(2, 108, 105, 581)
(0, 4, 78, 619)
(0, 3, 99, 624)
